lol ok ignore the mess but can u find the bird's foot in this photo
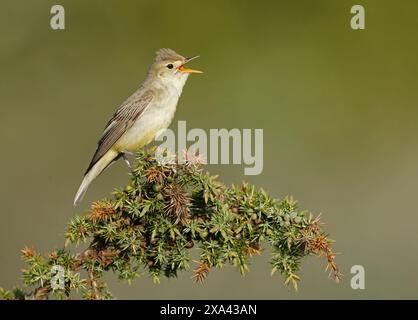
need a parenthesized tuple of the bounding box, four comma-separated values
(122, 154, 134, 174)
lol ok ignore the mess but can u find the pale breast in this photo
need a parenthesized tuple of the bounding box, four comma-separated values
(115, 92, 179, 152)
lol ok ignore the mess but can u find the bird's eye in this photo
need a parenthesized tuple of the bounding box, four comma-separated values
(167, 64, 174, 69)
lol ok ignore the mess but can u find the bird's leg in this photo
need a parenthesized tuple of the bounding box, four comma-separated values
(122, 153, 140, 190)
(122, 153, 134, 173)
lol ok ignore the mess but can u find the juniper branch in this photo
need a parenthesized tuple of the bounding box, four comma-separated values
(0, 149, 341, 300)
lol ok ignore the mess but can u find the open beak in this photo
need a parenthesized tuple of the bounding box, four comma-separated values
(177, 55, 203, 74)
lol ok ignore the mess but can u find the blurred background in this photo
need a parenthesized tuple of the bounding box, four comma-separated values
(1, 0, 418, 299)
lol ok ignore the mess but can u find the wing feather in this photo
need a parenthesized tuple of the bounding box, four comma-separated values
(84, 90, 154, 174)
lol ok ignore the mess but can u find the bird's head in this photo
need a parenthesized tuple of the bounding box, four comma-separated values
(149, 48, 202, 85)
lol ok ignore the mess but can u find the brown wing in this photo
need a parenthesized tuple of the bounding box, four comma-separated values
(84, 90, 154, 174)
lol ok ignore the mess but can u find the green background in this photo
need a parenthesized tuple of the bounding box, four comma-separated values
(1, 0, 417, 299)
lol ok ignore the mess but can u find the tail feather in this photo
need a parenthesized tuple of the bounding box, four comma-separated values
(73, 150, 119, 206)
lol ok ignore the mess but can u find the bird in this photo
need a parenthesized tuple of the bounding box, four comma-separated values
(73, 48, 202, 206)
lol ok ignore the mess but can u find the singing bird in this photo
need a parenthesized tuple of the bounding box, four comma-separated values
(74, 48, 202, 206)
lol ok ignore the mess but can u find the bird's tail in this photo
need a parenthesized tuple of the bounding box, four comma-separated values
(73, 150, 119, 206)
